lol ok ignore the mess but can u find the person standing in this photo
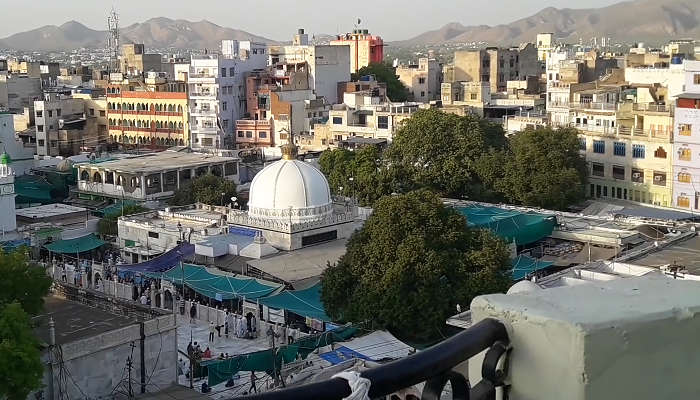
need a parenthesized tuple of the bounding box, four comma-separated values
(190, 303, 197, 324)
(209, 321, 215, 342)
(250, 372, 257, 393)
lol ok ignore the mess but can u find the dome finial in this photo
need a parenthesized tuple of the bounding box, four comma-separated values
(280, 130, 297, 160)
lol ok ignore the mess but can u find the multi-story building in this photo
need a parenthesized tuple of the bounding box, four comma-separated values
(106, 87, 189, 149)
(672, 61, 700, 210)
(450, 44, 539, 93)
(329, 28, 384, 74)
(0, 74, 42, 114)
(536, 33, 555, 62)
(119, 44, 162, 77)
(269, 32, 351, 105)
(34, 91, 107, 156)
(188, 41, 268, 149)
(396, 58, 442, 102)
(337, 76, 387, 101)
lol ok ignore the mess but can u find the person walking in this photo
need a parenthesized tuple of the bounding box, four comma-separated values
(250, 372, 257, 393)
(209, 321, 215, 342)
(189, 303, 197, 324)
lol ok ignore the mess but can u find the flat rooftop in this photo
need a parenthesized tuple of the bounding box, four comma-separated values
(16, 203, 87, 219)
(34, 295, 137, 346)
(82, 150, 239, 174)
(633, 235, 700, 274)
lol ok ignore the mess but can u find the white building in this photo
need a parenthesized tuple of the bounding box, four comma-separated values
(0, 151, 16, 235)
(672, 61, 700, 210)
(33, 93, 85, 156)
(188, 41, 268, 149)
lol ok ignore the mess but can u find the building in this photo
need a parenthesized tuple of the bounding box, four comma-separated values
(665, 39, 696, 59)
(672, 61, 700, 210)
(450, 44, 539, 93)
(536, 33, 555, 61)
(329, 28, 384, 74)
(0, 73, 42, 113)
(396, 58, 442, 102)
(75, 149, 240, 202)
(227, 142, 354, 251)
(106, 88, 189, 148)
(0, 151, 16, 235)
(119, 44, 162, 77)
(337, 76, 387, 101)
(269, 32, 351, 105)
(0, 112, 38, 175)
(34, 92, 107, 156)
(188, 41, 268, 149)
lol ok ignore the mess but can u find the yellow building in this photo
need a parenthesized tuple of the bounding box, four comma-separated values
(106, 90, 189, 148)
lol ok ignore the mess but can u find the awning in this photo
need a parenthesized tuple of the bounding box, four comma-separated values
(44, 234, 106, 254)
(147, 264, 281, 300)
(257, 282, 330, 321)
(511, 255, 554, 280)
(457, 205, 556, 246)
(117, 243, 195, 273)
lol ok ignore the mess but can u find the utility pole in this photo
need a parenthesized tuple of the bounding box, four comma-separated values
(47, 318, 55, 400)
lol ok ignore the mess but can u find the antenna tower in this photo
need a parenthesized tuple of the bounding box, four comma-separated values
(107, 7, 120, 73)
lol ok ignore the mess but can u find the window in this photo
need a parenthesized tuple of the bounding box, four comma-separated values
(578, 137, 586, 151)
(378, 116, 389, 130)
(222, 119, 229, 129)
(678, 196, 690, 208)
(593, 140, 605, 154)
(221, 68, 227, 77)
(259, 131, 267, 138)
(470, 93, 478, 100)
(678, 172, 692, 183)
(333, 117, 343, 125)
(89, 108, 95, 116)
(679, 147, 692, 162)
(592, 163, 605, 177)
(229, 67, 235, 76)
(419, 77, 426, 84)
(632, 144, 645, 159)
(613, 142, 625, 156)
(653, 171, 667, 186)
(37, 125, 43, 132)
(654, 146, 667, 159)
(246, 131, 253, 138)
(679, 123, 692, 136)
(612, 165, 625, 180)
(222, 101, 227, 111)
(148, 231, 159, 239)
(36, 110, 42, 117)
(47, 110, 52, 117)
(481, 75, 490, 82)
(694, 74, 700, 85)
(202, 138, 213, 146)
(631, 168, 644, 183)
(99, 110, 106, 117)
(237, 131, 244, 138)
(38, 139, 45, 146)
(56, 109, 61, 117)
(420, 91, 425, 97)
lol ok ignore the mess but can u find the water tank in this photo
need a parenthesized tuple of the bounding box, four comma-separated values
(298, 28, 305, 35)
(363, 29, 369, 34)
(671, 56, 683, 65)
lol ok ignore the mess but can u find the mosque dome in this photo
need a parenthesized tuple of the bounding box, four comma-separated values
(247, 149, 332, 223)
(507, 280, 542, 295)
(0, 152, 11, 165)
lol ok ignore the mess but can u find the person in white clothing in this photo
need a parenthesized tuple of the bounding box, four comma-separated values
(139, 294, 148, 305)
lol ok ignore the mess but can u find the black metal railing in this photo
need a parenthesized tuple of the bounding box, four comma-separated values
(231, 318, 510, 400)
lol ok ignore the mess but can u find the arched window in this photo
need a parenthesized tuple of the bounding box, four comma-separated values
(168, 104, 174, 112)
(178, 122, 183, 130)
(117, 175, 124, 185)
(117, 103, 121, 110)
(168, 122, 174, 130)
(654, 147, 667, 159)
(678, 172, 692, 183)
(130, 177, 138, 187)
(178, 139, 184, 146)
(93, 172, 102, 183)
(80, 170, 90, 181)
(177, 105, 183, 113)
(122, 102, 127, 110)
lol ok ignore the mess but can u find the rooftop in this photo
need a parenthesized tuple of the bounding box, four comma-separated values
(80, 150, 239, 174)
(33, 295, 137, 346)
(16, 203, 87, 220)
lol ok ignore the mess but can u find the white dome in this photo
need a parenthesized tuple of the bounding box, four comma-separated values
(507, 280, 542, 295)
(247, 159, 333, 222)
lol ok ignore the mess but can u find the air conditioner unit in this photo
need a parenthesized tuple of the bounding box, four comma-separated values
(632, 173, 641, 178)
(654, 175, 663, 181)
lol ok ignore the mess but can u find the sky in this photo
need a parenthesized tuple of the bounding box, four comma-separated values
(0, 0, 625, 41)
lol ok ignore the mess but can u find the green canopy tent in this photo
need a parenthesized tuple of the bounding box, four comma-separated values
(257, 282, 331, 322)
(146, 264, 281, 300)
(44, 234, 106, 254)
(457, 205, 556, 246)
(511, 255, 554, 280)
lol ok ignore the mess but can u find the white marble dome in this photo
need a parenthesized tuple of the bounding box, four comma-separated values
(247, 159, 333, 222)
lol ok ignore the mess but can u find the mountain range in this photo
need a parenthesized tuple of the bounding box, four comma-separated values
(0, 18, 276, 51)
(1, 0, 699, 51)
(397, 0, 700, 46)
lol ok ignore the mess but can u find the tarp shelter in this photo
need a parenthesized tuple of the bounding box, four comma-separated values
(511, 255, 554, 280)
(203, 325, 357, 386)
(117, 243, 195, 273)
(147, 264, 281, 300)
(44, 234, 106, 254)
(457, 205, 556, 245)
(99, 200, 138, 217)
(257, 282, 330, 322)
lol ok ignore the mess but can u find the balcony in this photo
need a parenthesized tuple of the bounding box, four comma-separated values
(190, 91, 216, 99)
(236, 120, 271, 129)
(569, 102, 618, 111)
(633, 103, 674, 115)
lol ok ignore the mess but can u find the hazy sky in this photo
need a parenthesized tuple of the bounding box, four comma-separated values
(0, 0, 625, 41)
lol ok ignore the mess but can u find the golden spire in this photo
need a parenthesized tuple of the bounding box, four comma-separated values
(281, 130, 297, 160)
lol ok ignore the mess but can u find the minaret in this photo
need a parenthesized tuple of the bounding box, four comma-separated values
(0, 151, 17, 234)
(280, 133, 298, 161)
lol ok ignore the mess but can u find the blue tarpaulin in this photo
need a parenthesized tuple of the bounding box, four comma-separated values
(511, 255, 554, 280)
(117, 243, 195, 273)
(319, 346, 372, 365)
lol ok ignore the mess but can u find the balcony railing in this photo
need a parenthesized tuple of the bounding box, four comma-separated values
(570, 102, 618, 111)
(633, 103, 673, 114)
(233, 318, 510, 400)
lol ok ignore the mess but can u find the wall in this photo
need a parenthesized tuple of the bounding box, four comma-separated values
(453, 50, 482, 83)
(310, 45, 351, 105)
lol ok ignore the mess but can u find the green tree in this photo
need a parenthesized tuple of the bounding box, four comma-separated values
(352, 62, 409, 102)
(0, 249, 52, 315)
(321, 190, 511, 341)
(169, 173, 238, 206)
(0, 303, 44, 400)
(497, 127, 588, 210)
(385, 108, 507, 200)
(319, 146, 394, 207)
(98, 204, 149, 236)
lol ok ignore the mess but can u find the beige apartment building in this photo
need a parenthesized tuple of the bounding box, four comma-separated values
(396, 58, 442, 102)
(120, 44, 162, 77)
(450, 44, 539, 93)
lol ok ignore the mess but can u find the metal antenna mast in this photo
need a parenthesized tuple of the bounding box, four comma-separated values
(107, 7, 120, 73)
